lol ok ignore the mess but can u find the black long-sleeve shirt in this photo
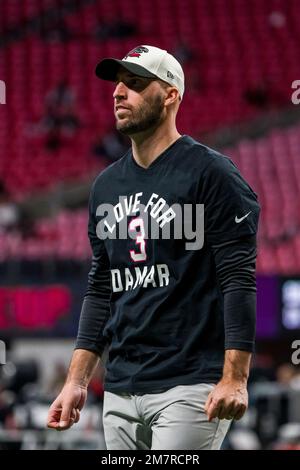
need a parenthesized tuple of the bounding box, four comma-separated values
(75, 135, 260, 393)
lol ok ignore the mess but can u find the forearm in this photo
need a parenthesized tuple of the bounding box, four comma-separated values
(222, 349, 251, 383)
(75, 295, 110, 356)
(66, 349, 100, 388)
(76, 190, 112, 356)
(212, 235, 257, 352)
(224, 290, 256, 351)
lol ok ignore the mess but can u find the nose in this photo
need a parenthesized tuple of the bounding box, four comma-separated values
(113, 81, 128, 100)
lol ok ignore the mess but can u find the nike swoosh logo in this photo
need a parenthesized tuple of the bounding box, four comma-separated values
(235, 211, 252, 223)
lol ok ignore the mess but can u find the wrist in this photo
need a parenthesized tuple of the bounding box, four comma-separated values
(222, 349, 251, 384)
(65, 377, 89, 389)
(65, 349, 99, 389)
(221, 372, 248, 384)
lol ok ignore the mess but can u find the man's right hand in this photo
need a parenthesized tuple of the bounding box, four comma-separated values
(47, 382, 87, 431)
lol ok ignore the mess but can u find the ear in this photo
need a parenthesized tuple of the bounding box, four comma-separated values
(164, 87, 180, 107)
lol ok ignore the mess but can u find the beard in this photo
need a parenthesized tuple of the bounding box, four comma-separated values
(116, 94, 165, 136)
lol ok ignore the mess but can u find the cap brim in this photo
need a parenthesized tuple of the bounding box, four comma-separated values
(95, 58, 157, 81)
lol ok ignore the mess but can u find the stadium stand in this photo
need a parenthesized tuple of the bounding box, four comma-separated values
(0, 0, 299, 197)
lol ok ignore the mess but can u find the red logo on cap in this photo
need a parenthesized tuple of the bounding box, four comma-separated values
(123, 46, 149, 60)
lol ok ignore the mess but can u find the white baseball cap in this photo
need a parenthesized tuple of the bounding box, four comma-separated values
(95, 45, 185, 98)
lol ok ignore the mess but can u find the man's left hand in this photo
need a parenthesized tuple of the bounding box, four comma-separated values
(204, 378, 248, 422)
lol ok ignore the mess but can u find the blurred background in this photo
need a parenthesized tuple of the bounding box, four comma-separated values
(0, 0, 300, 450)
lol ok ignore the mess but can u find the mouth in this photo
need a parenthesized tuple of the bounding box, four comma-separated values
(115, 106, 130, 112)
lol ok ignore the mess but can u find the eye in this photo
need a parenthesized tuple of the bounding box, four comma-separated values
(128, 78, 140, 86)
(115, 77, 139, 86)
(115, 77, 151, 91)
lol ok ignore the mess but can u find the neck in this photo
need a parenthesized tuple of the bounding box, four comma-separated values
(130, 122, 181, 169)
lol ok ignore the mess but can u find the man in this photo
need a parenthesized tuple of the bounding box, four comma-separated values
(47, 45, 260, 450)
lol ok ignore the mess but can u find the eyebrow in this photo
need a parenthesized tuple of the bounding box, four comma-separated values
(115, 74, 151, 82)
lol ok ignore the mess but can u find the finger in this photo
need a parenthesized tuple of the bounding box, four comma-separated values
(57, 408, 79, 430)
(70, 408, 78, 422)
(59, 406, 80, 430)
(222, 403, 236, 420)
(47, 406, 62, 428)
(58, 401, 73, 429)
(218, 405, 228, 420)
(48, 420, 62, 429)
(207, 401, 221, 422)
(74, 409, 80, 423)
(234, 404, 247, 421)
(57, 418, 74, 431)
(204, 391, 214, 414)
(205, 399, 215, 421)
(227, 404, 242, 421)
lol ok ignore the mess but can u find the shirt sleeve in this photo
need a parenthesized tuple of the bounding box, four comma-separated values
(75, 182, 112, 357)
(211, 235, 257, 352)
(200, 154, 260, 244)
(199, 152, 261, 353)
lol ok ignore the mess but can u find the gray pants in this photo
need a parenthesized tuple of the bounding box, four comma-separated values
(103, 383, 231, 450)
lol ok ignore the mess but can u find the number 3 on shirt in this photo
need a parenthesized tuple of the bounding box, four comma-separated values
(128, 217, 147, 262)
